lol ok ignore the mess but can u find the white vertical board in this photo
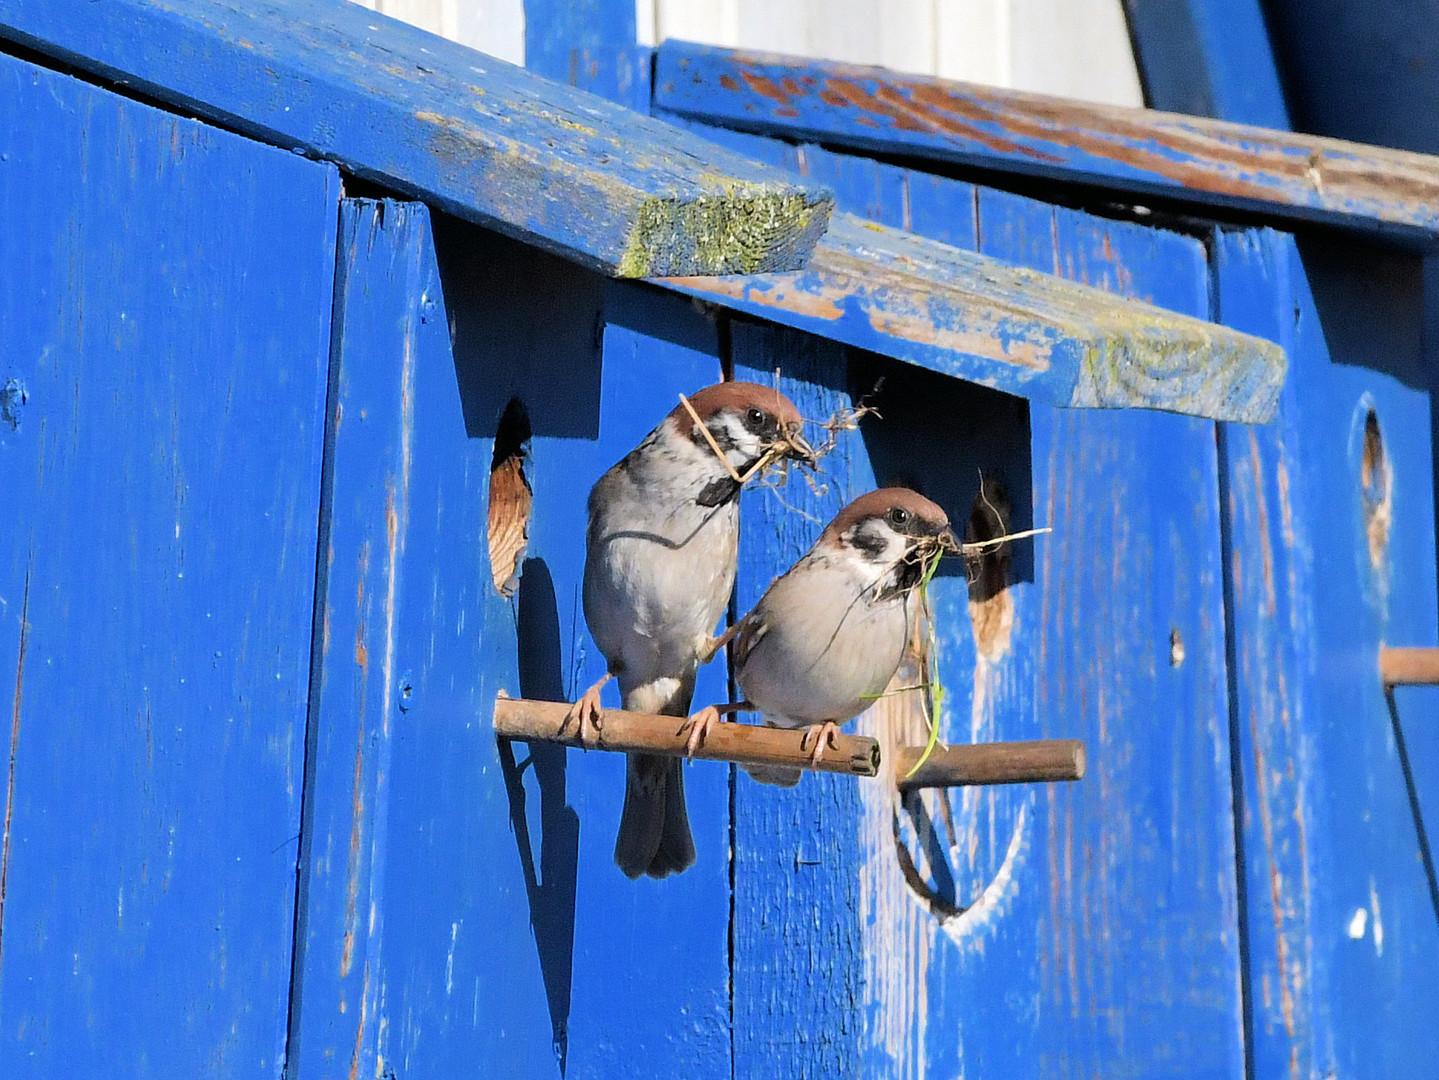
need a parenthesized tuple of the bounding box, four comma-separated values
(638, 0, 1143, 108)
(347, 0, 526, 66)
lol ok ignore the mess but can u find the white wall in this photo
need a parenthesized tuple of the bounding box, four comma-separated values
(346, 0, 1144, 108)
(349, 0, 526, 66)
(638, 0, 1144, 107)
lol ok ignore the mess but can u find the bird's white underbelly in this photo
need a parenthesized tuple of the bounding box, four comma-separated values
(738, 584, 909, 727)
(584, 507, 737, 687)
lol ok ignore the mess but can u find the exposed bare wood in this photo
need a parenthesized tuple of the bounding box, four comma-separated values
(894, 739, 1086, 790)
(1380, 647, 1439, 687)
(493, 695, 881, 777)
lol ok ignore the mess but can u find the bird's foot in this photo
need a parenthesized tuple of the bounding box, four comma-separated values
(698, 622, 742, 666)
(681, 705, 724, 756)
(799, 721, 842, 767)
(560, 673, 612, 747)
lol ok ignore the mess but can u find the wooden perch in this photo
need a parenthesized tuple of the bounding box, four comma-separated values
(1380, 646, 1439, 686)
(894, 739, 1086, 790)
(493, 695, 880, 778)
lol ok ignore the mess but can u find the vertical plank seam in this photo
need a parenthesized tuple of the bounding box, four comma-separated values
(282, 191, 354, 1080)
(0, 561, 32, 968)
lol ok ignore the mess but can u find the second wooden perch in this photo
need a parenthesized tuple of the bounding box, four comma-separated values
(494, 695, 881, 777)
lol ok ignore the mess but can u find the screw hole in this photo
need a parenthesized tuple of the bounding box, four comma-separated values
(488, 399, 532, 597)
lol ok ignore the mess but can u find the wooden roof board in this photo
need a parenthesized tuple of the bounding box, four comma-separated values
(0, 0, 833, 277)
(657, 212, 1287, 423)
(654, 41, 1439, 244)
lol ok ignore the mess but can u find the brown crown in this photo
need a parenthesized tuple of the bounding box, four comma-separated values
(670, 381, 804, 436)
(822, 487, 951, 540)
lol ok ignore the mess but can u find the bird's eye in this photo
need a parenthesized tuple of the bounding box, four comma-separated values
(746, 407, 765, 426)
(888, 507, 910, 527)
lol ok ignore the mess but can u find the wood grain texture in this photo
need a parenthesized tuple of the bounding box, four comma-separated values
(730, 321, 868, 1078)
(893, 739, 1085, 789)
(0, 0, 833, 277)
(1379, 646, 1439, 686)
(962, 185, 1247, 1078)
(1214, 225, 1439, 1080)
(0, 50, 339, 1076)
(289, 199, 561, 1079)
(653, 40, 1439, 243)
(659, 208, 1286, 421)
(494, 697, 881, 775)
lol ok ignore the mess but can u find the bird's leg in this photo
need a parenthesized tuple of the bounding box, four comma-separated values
(799, 721, 843, 767)
(680, 701, 752, 756)
(560, 672, 612, 747)
(698, 622, 743, 666)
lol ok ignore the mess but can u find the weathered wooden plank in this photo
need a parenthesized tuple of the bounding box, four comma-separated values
(0, 50, 338, 1075)
(730, 323, 867, 1078)
(956, 187, 1249, 1078)
(0, 0, 833, 278)
(657, 209, 1286, 422)
(653, 40, 1439, 243)
(532, 279, 733, 1080)
(1216, 225, 1439, 1080)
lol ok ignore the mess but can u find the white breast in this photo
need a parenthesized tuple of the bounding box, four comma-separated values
(735, 554, 911, 728)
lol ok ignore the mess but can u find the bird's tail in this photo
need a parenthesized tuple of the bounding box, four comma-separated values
(741, 763, 802, 787)
(613, 676, 697, 879)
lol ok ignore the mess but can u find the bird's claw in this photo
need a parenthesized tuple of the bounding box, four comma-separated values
(799, 722, 842, 767)
(681, 705, 723, 756)
(561, 679, 609, 747)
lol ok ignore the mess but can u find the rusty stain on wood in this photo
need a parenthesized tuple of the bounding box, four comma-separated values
(659, 212, 1286, 422)
(342, 543, 371, 981)
(658, 42, 1439, 239)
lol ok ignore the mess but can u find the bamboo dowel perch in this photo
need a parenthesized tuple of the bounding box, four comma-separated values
(493, 694, 881, 778)
(894, 739, 1086, 790)
(1380, 647, 1439, 687)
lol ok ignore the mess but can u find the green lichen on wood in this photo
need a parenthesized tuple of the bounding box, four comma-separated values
(1074, 321, 1286, 423)
(618, 189, 834, 278)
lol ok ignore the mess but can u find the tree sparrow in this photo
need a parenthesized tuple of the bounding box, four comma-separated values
(574, 382, 816, 878)
(719, 488, 959, 787)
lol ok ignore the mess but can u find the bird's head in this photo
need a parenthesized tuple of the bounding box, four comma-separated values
(672, 381, 817, 480)
(822, 488, 959, 597)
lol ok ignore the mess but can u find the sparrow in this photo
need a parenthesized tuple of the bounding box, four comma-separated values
(715, 488, 958, 787)
(572, 382, 816, 878)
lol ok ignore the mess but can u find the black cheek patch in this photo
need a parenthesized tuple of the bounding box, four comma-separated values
(849, 521, 890, 560)
(696, 476, 742, 507)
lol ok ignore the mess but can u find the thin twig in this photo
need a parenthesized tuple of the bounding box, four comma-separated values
(678, 392, 743, 483)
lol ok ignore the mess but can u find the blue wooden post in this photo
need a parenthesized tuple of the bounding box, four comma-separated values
(1132, 4, 1439, 1075)
(0, 49, 339, 1075)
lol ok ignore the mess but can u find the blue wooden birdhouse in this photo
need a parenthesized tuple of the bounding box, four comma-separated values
(0, 0, 1435, 1077)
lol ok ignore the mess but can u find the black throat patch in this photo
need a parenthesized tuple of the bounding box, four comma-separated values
(696, 475, 742, 507)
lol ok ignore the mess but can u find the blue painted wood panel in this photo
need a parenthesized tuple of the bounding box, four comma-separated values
(1214, 227, 1439, 1079)
(1010, 196, 1245, 1077)
(290, 200, 564, 1079)
(540, 282, 732, 1080)
(0, 0, 833, 278)
(655, 123, 1285, 423)
(0, 49, 340, 1076)
(291, 201, 733, 1078)
(727, 139, 1244, 1075)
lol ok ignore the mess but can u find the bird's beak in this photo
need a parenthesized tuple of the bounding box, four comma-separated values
(784, 428, 819, 467)
(937, 527, 962, 554)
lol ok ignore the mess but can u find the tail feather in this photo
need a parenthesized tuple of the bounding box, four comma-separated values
(742, 763, 803, 787)
(612, 676, 697, 879)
